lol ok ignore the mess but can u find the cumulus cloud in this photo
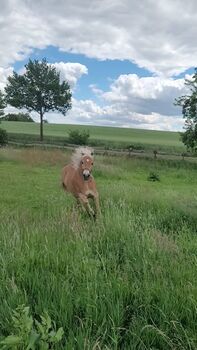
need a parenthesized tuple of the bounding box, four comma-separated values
(103, 74, 185, 101)
(51, 62, 88, 88)
(1, 66, 186, 131)
(68, 74, 184, 130)
(0, 67, 13, 91)
(54, 69, 192, 130)
(46, 85, 185, 131)
(101, 74, 186, 117)
(3, 70, 186, 131)
(1, 0, 193, 130)
(0, 0, 197, 75)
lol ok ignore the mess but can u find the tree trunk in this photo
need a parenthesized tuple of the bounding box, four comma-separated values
(40, 110, 43, 142)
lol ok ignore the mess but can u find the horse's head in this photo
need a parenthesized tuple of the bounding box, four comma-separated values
(71, 147, 94, 179)
(80, 155, 94, 181)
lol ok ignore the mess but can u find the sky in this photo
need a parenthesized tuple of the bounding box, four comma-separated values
(0, 0, 196, 131)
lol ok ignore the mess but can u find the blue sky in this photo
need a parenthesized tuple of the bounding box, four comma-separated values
(1, 0, 196, 130)
(13, 45, 153, 101)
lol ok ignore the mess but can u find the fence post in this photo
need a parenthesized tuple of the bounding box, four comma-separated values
(153, 150, 158, 159)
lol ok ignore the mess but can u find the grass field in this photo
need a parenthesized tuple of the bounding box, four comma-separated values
(1, 121, 185, 153)
(0, 147, 197, 349)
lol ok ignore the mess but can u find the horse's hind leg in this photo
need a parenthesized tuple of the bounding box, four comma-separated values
(78, 194, 95, 218)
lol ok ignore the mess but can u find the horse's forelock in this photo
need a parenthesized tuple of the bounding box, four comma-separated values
(71, 147, 94, 168)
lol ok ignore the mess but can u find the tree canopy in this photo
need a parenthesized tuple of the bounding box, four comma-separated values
(175, 68, 197, 152)
(0, 90, 5, 118)
(5, 59, 72, 140)
(0, 91, 8, 146)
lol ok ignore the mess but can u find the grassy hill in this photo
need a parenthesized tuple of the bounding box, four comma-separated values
(1, 121, 184, 153)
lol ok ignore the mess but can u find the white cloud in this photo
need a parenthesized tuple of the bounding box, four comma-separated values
(101, 74, 187, 117)
(1, 1, 193, 130)
(103, 74, 185, 101)
(51, 62, 88, 88)
(63, 74, 184, 131)
(3, 72, 186, 131)
(1, 0, 197, 75)
(0, 67, 13, 91)
(46, 90, 184, 131)
(1, 65, 186, 131)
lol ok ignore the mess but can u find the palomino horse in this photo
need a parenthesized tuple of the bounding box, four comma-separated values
(62, 147, 100, 218)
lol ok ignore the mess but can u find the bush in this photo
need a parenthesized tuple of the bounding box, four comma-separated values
(68, 129, 90, 145)
(0, 127, 8, 146)
(147, 172, 160, 182)
(0, 305, 64, 349)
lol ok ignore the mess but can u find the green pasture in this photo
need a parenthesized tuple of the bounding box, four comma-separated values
(1, 121, 185, 153)
(0, 147, 196, 349)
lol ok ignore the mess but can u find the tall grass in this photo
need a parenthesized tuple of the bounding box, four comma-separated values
(0, 148, 196, 349)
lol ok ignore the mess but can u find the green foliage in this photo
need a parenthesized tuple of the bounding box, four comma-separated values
(153, 149, 158, 156)
(180, 120, 197, 152)
(68, 129, 90, 145)
(0, 90, 6, 118)
(147, 171, 160, 181)
(175, 68, 197, 151)
(5, 58, 72, 140)
(127, 144, 134, 150)
(2, 113, 35, 122)
(0, 305, 64, 349)
(0, 128, 8, 146)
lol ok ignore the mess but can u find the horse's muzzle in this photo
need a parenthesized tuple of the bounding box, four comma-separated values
(83, 169, 90, 181)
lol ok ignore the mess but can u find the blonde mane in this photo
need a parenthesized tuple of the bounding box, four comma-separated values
(71, 147, 94, 168)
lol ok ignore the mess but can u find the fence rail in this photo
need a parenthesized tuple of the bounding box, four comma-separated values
(6, 141, 197, 163)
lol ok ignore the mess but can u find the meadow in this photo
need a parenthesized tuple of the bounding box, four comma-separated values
(0, 147, 197, 349)
(1, 121, 185, 153)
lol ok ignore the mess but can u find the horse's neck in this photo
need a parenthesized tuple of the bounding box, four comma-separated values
(76, 166, 83, 179)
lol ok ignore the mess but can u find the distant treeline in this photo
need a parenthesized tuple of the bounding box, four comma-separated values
(1, 113, 35, 122)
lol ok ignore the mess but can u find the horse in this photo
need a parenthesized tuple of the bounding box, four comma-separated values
(62, 147, 100, 218)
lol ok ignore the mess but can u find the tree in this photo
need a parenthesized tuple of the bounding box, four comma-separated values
(0, 91, 8, 146)
(5, 59, 72, 141)
(0, 90, 5, 119)
(175, 68, 197, 151)
(0, 128, 8, 146)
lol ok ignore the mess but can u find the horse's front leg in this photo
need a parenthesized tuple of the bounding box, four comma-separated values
(76, 197, 85, 212)
(78, 194, 95, 218)
(94, 193, 101, 218)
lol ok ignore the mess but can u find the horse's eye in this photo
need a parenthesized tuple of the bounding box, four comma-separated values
(81, 161, 84, 165)
(92, 162, 93, 165)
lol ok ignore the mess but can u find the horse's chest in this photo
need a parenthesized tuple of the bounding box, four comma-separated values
(84, 180, 95, 198)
